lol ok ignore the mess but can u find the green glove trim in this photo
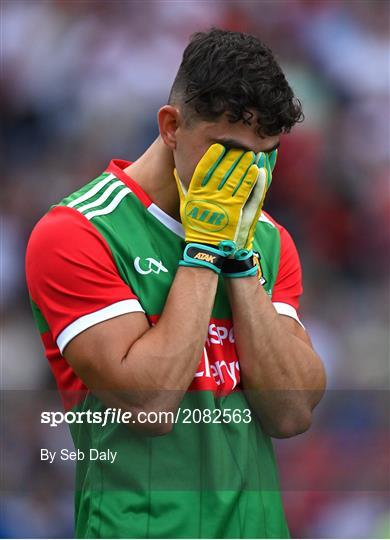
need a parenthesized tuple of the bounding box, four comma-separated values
(232, 153, 257, 196)
(201, 147, 227, 187)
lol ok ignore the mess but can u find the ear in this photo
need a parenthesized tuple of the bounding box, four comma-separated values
(157, 105, 181, 150)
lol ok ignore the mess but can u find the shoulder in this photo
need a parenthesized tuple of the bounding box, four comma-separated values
(260, 211, 303, 314)
(26, 163, 144, 266)
(257, 210, 302, 267)
(26, 205, 112, 271)
(58, 171, 135, 222)
(261, 209, 300, 253)
(26, 204, 141, 351)
(260, 210, 294, 238)
(25, 203, 122, 313)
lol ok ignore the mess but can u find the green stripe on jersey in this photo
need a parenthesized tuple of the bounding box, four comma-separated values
(59, 172, 112, 208)
(59, 173, 132, 221)
(74, 179, 124, 214)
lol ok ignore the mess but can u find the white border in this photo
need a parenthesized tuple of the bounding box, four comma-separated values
(56, 299, 144, 354)
(273, 302, 305, 328)
(147, 203, 184, 238)
(259, 212, 276, 227)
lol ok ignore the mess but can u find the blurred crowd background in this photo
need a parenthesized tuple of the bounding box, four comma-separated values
(1, 0, 389, 538)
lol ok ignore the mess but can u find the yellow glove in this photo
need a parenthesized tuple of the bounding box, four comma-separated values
(174, 144, 258, 247)
(221, 150, 278, 279)
(236, 149, 278, 251)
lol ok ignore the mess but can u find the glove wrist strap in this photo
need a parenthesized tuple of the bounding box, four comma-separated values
(179, 241, 235, 274)
(222, 249, 261, 278)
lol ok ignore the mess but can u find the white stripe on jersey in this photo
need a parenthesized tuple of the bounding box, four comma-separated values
(56, 298, 144, 353)
(259, 212, 276, 227)
(273, 302, 304, 328)
(67, 174, 115, 208)
(148, 203, 184, 238)
(77, 180, 124, 214)
(84, 187, 131, 220)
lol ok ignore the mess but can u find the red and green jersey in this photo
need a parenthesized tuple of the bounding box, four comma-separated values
(26, 159, 303, 539)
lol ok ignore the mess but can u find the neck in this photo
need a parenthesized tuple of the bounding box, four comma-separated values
(124, 137, 180, 220)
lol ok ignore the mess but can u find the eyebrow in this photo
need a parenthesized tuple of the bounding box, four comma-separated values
(214, 138, 280, 154)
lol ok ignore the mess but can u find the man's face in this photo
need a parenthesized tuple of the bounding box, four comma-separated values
(173, 113, 280, 188)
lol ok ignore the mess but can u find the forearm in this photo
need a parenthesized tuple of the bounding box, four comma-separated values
(119, 266, 218, 411)
(227, 276, 325, 437)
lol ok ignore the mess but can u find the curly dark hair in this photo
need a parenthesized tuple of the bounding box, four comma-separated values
(169, 28, 304, 136)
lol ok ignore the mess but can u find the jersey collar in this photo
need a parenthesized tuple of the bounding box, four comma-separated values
(106, 159, 152, 207)
(106, 159, 184, 238)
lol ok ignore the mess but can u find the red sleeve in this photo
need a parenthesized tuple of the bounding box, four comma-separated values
(271, 222, 303, 313)
(26, 206, 143, 352)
